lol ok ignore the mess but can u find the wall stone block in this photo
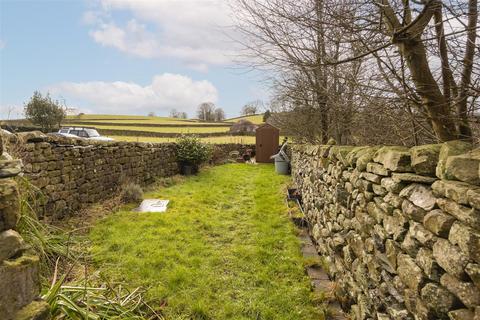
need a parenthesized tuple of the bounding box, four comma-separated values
(292, 141, 480, 319)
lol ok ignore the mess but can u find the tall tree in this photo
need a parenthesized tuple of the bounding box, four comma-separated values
(233, 0, 479, 143)
(214, 108, 226, 122)
(197, 102, 216, 121)
(170, 109, 180, 118)
(241, 100, 263, 115)
(24, 91, 65, 132)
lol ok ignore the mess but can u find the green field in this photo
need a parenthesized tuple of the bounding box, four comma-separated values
(67, 114, 175, 121)
(61, 113, 266, 139)
(67, 124, 231, 134)
(226, 114, 264, 124)
(109, 135, 258, 144)
(66, 114, 216, 125)
(66, 119, 227, 125)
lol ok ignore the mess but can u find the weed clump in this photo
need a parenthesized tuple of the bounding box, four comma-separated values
(121, 182, 144, 204)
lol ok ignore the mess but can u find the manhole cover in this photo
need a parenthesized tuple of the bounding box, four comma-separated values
(136, 199, 170, 212)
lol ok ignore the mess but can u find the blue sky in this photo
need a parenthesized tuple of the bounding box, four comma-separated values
(0, 0, 269, 119)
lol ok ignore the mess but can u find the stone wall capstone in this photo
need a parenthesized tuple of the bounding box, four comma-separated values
(291, 142, 480, 320)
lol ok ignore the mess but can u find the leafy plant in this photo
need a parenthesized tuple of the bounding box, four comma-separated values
(16, 177, 76, 275)
(176, 135, 212, 166)
(120, 182, 143, 204)
(43, 272, 163, 320)
(24, 91, 65, 132)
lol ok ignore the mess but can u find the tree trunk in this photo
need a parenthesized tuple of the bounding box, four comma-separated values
(455, 0, 477, 141)
(378, 0, 458, 142)
(398, 39, 458, 141)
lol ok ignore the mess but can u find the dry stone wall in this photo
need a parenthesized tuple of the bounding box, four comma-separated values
(0, 131, 253, 318)
(8, 132, 179, 220)
(292, 142, 480, 320)
(4, 132, 253, 220)
(0, 135, 49, 319)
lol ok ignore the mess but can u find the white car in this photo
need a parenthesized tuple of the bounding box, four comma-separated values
(58, 127, 114, 141)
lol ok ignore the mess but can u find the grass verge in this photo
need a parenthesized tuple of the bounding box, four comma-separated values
(90, 164, 321, 319)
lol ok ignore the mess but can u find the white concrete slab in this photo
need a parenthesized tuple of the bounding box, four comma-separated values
(136, 199, 170, 212)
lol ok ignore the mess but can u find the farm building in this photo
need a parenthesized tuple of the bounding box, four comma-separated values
(229, 119, 258, 135)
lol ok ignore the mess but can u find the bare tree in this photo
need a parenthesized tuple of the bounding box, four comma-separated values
(214, 108, 226, 121)
(233, 0, 367, 143)
(170, 109, 180, 118)
(233, 0, 479, 143)
(242, 100, 264, 115)
(197, 102, 216, 121)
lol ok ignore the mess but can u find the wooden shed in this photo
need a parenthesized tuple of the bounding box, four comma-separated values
(255, 123, 280, 163)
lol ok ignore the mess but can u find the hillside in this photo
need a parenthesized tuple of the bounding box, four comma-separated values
(65, 114, 267, 143)
(225, 114, 265, 124)
(2, 113, 272, 144)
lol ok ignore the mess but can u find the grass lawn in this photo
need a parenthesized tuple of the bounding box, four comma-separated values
(89, 164, 321, 320)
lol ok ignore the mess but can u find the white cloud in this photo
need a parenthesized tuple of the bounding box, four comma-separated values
(48, 73, 218, 115)
(86, 0, 238, 70)
(90, 20, 159, 58)
(0, 40, 5, 50)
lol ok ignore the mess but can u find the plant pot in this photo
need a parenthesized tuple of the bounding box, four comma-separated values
(180, 162, 200, 175)
(181, 164, 194, 176)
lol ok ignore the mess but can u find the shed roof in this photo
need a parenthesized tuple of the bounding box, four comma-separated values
(256, 123, 279, 131)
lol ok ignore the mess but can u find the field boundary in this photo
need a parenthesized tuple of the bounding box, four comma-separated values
(63, 121, 233, 128)
(97, 128, 254, 138)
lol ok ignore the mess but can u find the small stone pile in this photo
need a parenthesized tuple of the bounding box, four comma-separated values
(292, 141, 480, 320)
(0, 135, 49, 319)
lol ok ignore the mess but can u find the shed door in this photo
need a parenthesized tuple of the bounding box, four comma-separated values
(256, 128, 279, 163)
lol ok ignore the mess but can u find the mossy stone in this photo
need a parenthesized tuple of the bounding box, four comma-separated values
(436, 140, 472, 179)
(14, 300, 50, 320)
(444, 149, 480, 185)
(373, 146, 412, 172)
(410, 144, 441, 176)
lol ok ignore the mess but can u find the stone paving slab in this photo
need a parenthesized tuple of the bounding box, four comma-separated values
(307, 266, 330, 280)
(293, 216, 348, 320)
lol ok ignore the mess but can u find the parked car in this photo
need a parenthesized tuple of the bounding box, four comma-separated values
(58, 127, 114, 141)
(49, 132, 80, 139)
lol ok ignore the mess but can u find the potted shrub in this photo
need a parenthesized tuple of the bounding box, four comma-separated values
(176, 135, 212, 175)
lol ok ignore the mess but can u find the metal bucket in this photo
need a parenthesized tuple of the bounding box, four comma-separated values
(274, 158, 289, 175)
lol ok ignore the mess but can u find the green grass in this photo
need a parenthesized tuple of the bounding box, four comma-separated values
(226, 114, 265, 124)
(90, 164, 321, 320)
(65, 116, 223, 126)
(109, 135, 259, 144)
(67, 114, 169, 121)
(66, 124, 230, 134)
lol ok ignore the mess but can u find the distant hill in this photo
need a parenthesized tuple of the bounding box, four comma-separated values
(225, 114, 265, 124)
